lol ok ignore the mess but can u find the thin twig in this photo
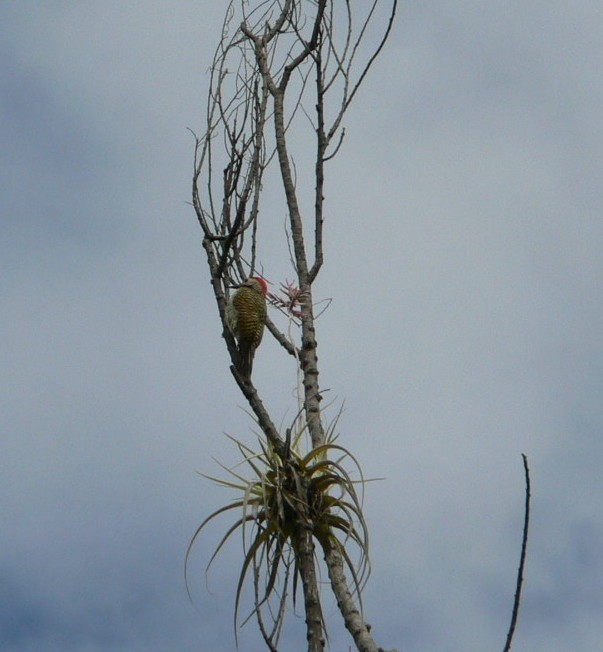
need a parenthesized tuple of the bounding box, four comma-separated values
(503, 454, 531, 652)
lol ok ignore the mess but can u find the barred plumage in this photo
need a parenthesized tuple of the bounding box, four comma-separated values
(225, 277, 268, 378)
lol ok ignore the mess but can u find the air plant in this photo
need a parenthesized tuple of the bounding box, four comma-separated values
(185, 425, 371, 648)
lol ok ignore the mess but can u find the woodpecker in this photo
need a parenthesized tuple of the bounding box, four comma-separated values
(225, 277, 268, 378)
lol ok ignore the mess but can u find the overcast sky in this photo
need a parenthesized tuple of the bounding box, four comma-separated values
(2, 2, 603, 651)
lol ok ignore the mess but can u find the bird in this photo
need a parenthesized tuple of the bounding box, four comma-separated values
(225, 277, 268, 378)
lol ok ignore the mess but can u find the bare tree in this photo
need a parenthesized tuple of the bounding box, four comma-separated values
(188, 2, 529, 652)
(189, 2, 397, 650)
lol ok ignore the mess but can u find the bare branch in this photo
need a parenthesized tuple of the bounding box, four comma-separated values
(323, 540, 378, 652)
(230, 366, 286, 458)
(326, 1, 398, 144)
(503, 454, 531, 652)
(279, 0, 327, 91)
(265, 314, 298, 357)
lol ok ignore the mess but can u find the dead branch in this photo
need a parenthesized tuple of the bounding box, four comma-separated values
(503, 454, 531, 652)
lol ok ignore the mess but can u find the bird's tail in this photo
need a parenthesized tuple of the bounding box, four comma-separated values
(236, 345, 254, 379)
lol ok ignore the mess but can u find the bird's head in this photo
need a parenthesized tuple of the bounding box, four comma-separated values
(244, 276, 269, 296)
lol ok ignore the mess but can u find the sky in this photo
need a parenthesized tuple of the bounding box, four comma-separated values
(2, 2, 603, 651)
